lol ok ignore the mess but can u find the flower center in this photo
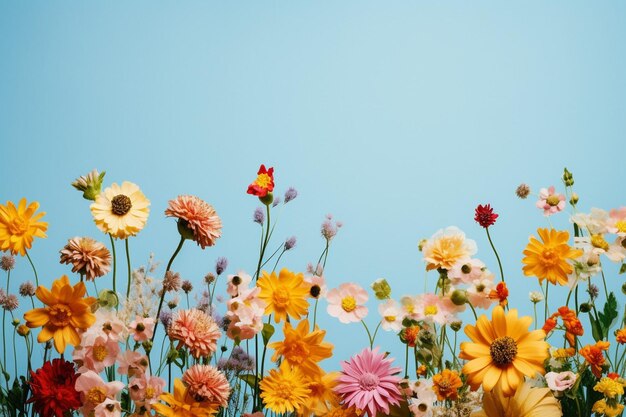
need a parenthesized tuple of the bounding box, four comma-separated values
(86, 386, 108, 405)
(476, 283, 486, 292)
(272, 289, 290, 308)
(146, 386, 155, 399)
(546, 195, 561, 206)
(8, 217, 28, 235)
(275, 381, 294, 400)
(359, 372, 380, 391)
(490, 336, 518, 367)
(541, 248, 558, 266)
(591, 234, 610, 251)
(615, 220, 626, 233)
(254, 173, 272, 189)
(424, 305, 438, 315)
(461, 264, 472, 274)
(48, 304, 72, 327)
(93, 345, 109, 362)
(111, 194, 132, 216)
(341, 296, 357, 312)
(286, 341, 310, 364)
(384, 315, 396, 322)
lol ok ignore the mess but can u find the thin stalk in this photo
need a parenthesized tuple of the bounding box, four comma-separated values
(25, 251, 39, 287)
(312, 298, 319, 329)
(109, 234, 117, 294)
(485, 227, 505, 283)
(404, 343, 409, 379)
(360, 320, 374, 349)
(271, 249, 287, 272)
(544, 281, 549, 322)
(125, 238, 132, 299)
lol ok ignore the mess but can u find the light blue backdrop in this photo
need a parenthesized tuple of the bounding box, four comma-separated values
(1, 1, 625, 376)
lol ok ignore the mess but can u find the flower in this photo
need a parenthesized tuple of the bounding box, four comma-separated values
(335, 347, 403, 417)
(284, 236, 297, 250)
(321, 214, 342, 241)
(529, 291, 543, 303)
(215, 257, 228, 275)
(459, 306, 548, 397)
(247, 164, 275, 197)
(300, 371, 340, 416)
(592, 399, 624, 417)
(422, 226, 477, 271)
(378, 299, 403, 331)
(0, 254, 15, 271)
(544, 306, 583, 348)
(152, 378, 217, 417)
(515, 184, 530, 199)
(24, 275, 96, 353)
(488, 282, 509, 307)
(169, 308, 221, 358)
(471, 381, 561, 417)
(268, 319, 334, 377)
(90, 181, 150, 239)
(579, 341, 610, 378)
(182, 364, 231, 406)
(536, 186, 565, 216)
(71, 169, 106, 201)
(0, 198, 48, 256)
(260, 361, 311, 414)
(607, 207, 626, 236)
(165, 195, 222, 249)
(413, 293, 452, 325)
(128, 374, 166, 412)
(522, 228, 583, 286)
(594, 376, 624, 399)
(117, 350, 149, 377)
(326, 283, 368, 324)
(475, 204, 499, 228)
(257, 268, 309, 323)
(226, 271, 252, 297)
(432, 369, 462, 401)
(73, 334, 120, 373)
(75, 370, 125, 416)
(284, 187, 298, 203)
(59, 237, 112, 280)
(128, 316, 155, 342)
(28, 359, 81, 417)
(544, 371, 577, 392)
(616, 327, 626, 344)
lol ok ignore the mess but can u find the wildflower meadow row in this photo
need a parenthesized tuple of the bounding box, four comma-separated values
(0, 166, 625, 417)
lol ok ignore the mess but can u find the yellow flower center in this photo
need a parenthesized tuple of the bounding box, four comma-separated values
(93, 345, 108, 362)
(405, 304, 415, 314)
(8, 217, 28, 235)
(341, 296, 357, 312)
(86, 386, 108, 405)
(285, 341, 310, 364)
(424, 305, 438, 315)
(146, 386, 155, 399)
(490, 336, 518, 367)
(274, 381, 294, 400)
(384, 315, 396, 322)
(111, 194, 132, 216)
(48, 304, 72, 327)
(591, 234, 610, 251)
(615, 220, 626, 233)
(546, 195, 561, 206)
(272, 289, 290, 308)
(540, 248, 558, 266)
(254, 173, 273, 189)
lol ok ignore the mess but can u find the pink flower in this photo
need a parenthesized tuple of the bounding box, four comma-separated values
(607, 207, 626, 236)
(545, 371, 577, 392)
(117, 350, 148, 377)
(165, 195, 222, 249)
(73, 334, 120, 373)
(128, 316, 155, 342)
(448, 258, 485, 284)
(182, 364, 231, 406)
(169, 309, 221, 358)
(335, 347, 403, 417)
(327, 283, 368, 324)
(304, 274, 328, 299)
(226, 271, 252, 297)
(75, 370, 124, 416)
(536, 186, 566, 216)
(128, 373, 165, 411)
(94, 399, 121, 417)
(414, 293, 452, 325)
(466, 271, 497, 310)
(378, 299, 403, 332)
(226, 285, 266, 341)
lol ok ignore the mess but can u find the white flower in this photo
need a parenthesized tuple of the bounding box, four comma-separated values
(571, 208, 609, 235)
(529, 291, 544, 303)
(378, 299, 403, 332)
(467, 271, 496, 309)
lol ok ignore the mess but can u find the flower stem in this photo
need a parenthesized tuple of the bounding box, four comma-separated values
(109, 234, 117, 294)
(25, 251, 39, 287)
(544, 281, 549, 323)
(361, 320, 374, 349)
(404, 343, 409, 379)
(485, 227, 505, 283)
(125, 238, 132, 300)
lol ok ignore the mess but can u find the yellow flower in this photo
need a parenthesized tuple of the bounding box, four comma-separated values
(432, 369, 463, 401)
(422, 227, 476, 271)
(0, 198, 47, 256)
(23, 275, 96, 353)
(152, 379, 217, 417)
(268, 319, 333, 377)
(522, 228, 582, 286)
(257, 268, 309, 323)
(459, 306, 548, 397)
(90, 181, 150, 239)
(300, 371, 341, 416)
(471, 381, 561, 417)
(592, 399, 624, 417)
(594, 377, 625, 399)
(260, 361, 311, 414)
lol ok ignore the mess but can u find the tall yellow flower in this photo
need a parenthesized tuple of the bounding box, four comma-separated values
(459, 306, 548, 397)
(268, 319, 334, 377)
(0, 198, 48, 256)
(90, 181, 150, 239)
(152, 378, 217, 417)
(471, 381, 561, 417)
(257, 268, 309, 323)
(260, 361, 311, 414)
(522, 228, 582, 286)
(300, 371, 340, 416)
(23, 275, 96, 353)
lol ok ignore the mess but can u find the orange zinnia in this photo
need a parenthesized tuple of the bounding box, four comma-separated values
(522, 228, 583, 286)
(580, 341, 610, 378)
(432, 369, 463, 401)
(616, 328, 626, 344)
(257, 268, 309, 323)
(23, 275, 96, 353)
(0, 198, 48, 256)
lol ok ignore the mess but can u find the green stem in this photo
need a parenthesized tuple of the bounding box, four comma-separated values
(468, 303, 478, 321)
(361, 320, 374, 349)
(271, 249, 286, 273)
(544, 281, 549, 323)
(404, 343, 409, 379)
(109, 234, 117, 295)
(485, 227, 505, 283)
(125, 238, 132, 300)
(25, 251, 39, 287)
(312, 298, 319, 329)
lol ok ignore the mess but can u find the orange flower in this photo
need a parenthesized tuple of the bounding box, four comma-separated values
(257, 268, 309, 323)
(400, 324, 420, 347)
(0, 198, 48, 256)
(522, 228, 583, 286)
(23, 275, 96, 354)
(616, 328, 626, 344)
(544, 307, 584, 348)
(580, 341, 610, 378)
(488, 282, 509, 307)
(542, 317, 558, 334)
(432, 369, 462, 401)
(247, 164, 275, 198)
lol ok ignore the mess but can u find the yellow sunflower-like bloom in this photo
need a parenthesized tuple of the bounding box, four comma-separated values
(459, 306, 548, 397)
(23, 275, 96, 353)
(522, 228, 583, 286)
(592, 399, 624, 417)
(268, 319, 333, 377)
(90, 181, 150, 239)
(257, 268, 309, 323)
(260, 361, 311, 414)
(471, 381, 561, 417)
(152, 379, 217, 417)
(300, 371, 341, 416)
(0, 198, 48, 256)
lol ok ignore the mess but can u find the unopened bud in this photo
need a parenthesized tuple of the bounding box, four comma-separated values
(371, 279, 392, 300)
(450, 290, 468, 306)
(570, 193, 579, 206)
(450, 321, 462, 332)
(579, 303, 592, 313)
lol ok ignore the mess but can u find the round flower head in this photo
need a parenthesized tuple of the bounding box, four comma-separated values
(153, 378, 217, 417)
(257, 268, 309, 323)
(260, 361, 311, 414)
(472, 381, 561, 417)
(28, 359, 81, 417)
(422, 226, 477, 271)
(335, 347, 403, 417)
(59, 237, 111, 281)
(378, 299, 403, 332)
(165, 195, 222, 249)
(90, 181, 150, 239)
(0, 198, 48, 256)
(326, 283, 368, 324)
(536, 186, 565, 216)
(247, 164, 275, 198)
(522, 228, 583, 286)
(0, 254, 15, 271)
(169, 308, 221, 358)
(182, 364, 230, 406)
(475, 204, 499, 228)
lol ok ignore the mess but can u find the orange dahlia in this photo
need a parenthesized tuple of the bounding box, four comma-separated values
(169, 309, 221, 358)
(522, 228, 583, 286)
(579, 341, 610, 378)
(257, 268, 309, 323)
(23, 275, 96, 353)
(432, 369, 463, 401)
(0, 198, 48, 256)
(165, 195, 222, 249)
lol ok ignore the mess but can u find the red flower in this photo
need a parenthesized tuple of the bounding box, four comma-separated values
(474, 204, 499, 228)
(247, 164, 275, 197)
(29, 359, 81, 417)
(488, 282, 509, 306)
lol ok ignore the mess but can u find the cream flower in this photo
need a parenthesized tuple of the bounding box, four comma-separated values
(90, 182, 150, 239)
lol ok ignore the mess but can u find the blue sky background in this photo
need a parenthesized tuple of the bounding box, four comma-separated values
(1, 2, 625, 377)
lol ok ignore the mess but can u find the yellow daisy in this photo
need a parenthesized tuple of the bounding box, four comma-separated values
(90, 181, 150, 239)
(522, 228, 582, 286)
(152, 378, 217, 417)
(300, 371, 341, 417)
(471, 381, 561, 417)
(259, 361, 311, 414)
(0, 198, 47, 256)
(257, 268, 309, 323)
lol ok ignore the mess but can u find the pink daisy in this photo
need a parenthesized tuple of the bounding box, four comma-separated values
(607, 207, 626, 236)
(169, 308, 221, 358)
(75, 370, 124, 416)
(128, 316, 155, 342)
(335, 347, 403, 417)
(326, 283, 368, 324)
(414, 293, 451, 325)
(128, 373, 166, 412)
(73, 334, 120, 373)
(536, 186, 566, 216)
(165, 195, 222, 249)
(182, 364, 231, 406)
(116, 350, 148, 377)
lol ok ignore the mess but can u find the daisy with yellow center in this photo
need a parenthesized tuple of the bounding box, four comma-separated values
(0, 198, 48, 256)
(459, 306, 548, 397)
(522, 228, 583, 286)
(90, 181, 150, 239)
(257, 268, 309, 323)
(259, 361, 311, 414)
(471, 381, 561, 417)
(23, 275, 97, 354)
(152, 379, 217, 417)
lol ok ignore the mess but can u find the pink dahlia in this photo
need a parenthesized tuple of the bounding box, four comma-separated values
(536, 186, 565, 216)
(326, 283, 368, 324)
(169, 308, 221, 358)
(165, 195, 222, 249)
(335, 347, 403, 417)
(182, 364, 231, 406)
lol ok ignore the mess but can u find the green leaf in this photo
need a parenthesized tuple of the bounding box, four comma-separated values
(262, 323, 275, 345)
(238, 373, 260, 390)
(598, 292, 618, 338)
(619, 263, 626, 274)
(588, 313, 603, 342)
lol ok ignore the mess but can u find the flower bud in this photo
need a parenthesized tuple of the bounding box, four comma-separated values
(450, 290, 468, 306)
(98, 289, 119, 309)
(11, 318, 19, 327)
(579, 303, 592, 313)
(450, 321, 462, 332)
(176, 219, 195, 241)
(418, 239, 427, 252)
(563, 168, 574, 186)
(71, 169, 106, 201)
(17, 324, 30, 337)
(569, 192, 579, 206)
(621, 283, 626, 295)
(259, 192, 274, 206)
(371, 279, 392, 300)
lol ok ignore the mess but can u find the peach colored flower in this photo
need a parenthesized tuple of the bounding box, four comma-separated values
(182, 364, 231, 407)
(165, 195, 222, 249)
(545, 371, 577, 392)
(128, 374, 166, 412)
(73, 334, 120, 373)
(422, 227, 477, 271)
(59, 237, 111, 281)
(117, 350, 149, 377)
(128, 316, 155, 342)
(75, 370, 124, 416)
(607, 207, 626, 236)
(536, 186, 565, 216)
(169, 309, 221, 358)
(327, 283, 368, 324)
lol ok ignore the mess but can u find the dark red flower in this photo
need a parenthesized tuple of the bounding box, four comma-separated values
(474, 204, 499, 228)
(29, 359, 81, 417)
(246, 164, 275, 197)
